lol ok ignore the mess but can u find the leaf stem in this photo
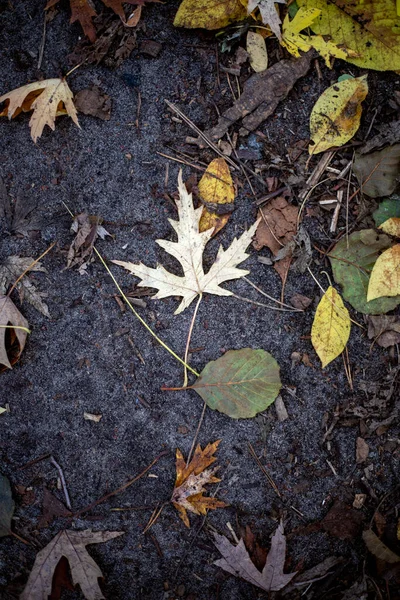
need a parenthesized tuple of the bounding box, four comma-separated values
(0, 325, 31, 334)
(183, 293, 202, 387)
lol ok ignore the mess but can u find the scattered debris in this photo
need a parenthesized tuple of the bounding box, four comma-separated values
(67, 213, 111, 272)
(356, 437, 369, 464)
(84, 412, 103, 422)
(74, 86, 112, 121)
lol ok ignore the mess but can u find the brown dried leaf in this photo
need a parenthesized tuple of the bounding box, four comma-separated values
(38, 488, 72, 529)
(367, 315, 400, 348)
(0, 295, 29, 370)
(322, 500, 363, 540)
(171, 441, 226, 528)
(67, 213, 111, 271)
(74, 86, 112, 121)
(214, 521, 296, 592)
(20, 530, 124, 600)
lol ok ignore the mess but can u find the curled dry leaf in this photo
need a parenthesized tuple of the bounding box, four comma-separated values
(367, 244, 400, 301)
(309, 76, 368, 155)
(171, 441, 226, 528)
(311, 286, 351, 368)
(198, 158, 235, 236)
(0, 295, 29, 370)
(0, 78, 80, 143)
(20, 530, 124, 600)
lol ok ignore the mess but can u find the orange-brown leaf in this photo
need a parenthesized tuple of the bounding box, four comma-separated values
(174, 440, 221, 487)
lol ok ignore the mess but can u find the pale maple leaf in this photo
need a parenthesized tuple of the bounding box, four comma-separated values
(248, 0, 286, 40)
(0, 78, 79, 143)
(112, 172, 259, 314)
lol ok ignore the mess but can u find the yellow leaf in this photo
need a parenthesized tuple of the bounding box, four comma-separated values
(297, 0, 400, 71)
(174, 0, 247, 29)
(0, 78, 80, 143)
(247, 31, 268, 72)
(281, 8, 359, 68)
(379, 217, 400, 238)
(311, 286, 351, 368)
(309, 75, 368, 155)
(367, 245, 400, 301)
(198, 158, 235, 236)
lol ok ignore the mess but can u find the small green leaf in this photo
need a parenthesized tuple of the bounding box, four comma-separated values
(0, 473, 14, 537)
(337, 74, 354, 82)
(329, 229, 400, 315)
(192, 348, 281, 419)
(373, 195, 400, 227)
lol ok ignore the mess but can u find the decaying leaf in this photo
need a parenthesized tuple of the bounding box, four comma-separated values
(353, 145, 400, 198)
(367, 315, 400, 348)
(246, 31, 268, 73)
(74, 86, 112, 121)
(67, 213, 111, 272)
(309, 76, 368, 155)
(0, 296, 29, 370)
(192, 348, 281, 419)
(113, 172, 259, 314)
(0, 78, 80, 143)
(329, 229, 400, 314)
(198, 158, 235, 236)
(38, 488, 72, 529)
(373, 195, 400, 227)
(174, 0, 247, 30)
(311, 286, 351, 368)
(322, 499, 363, 540)
(0, 256, 50, 318)
(214, 521, 296, 591)
(0, 473, 14, 537)
(20, 530, 124, 600)
(356, 437, 369, 464)
(363, 529, 400, 563)
(281, 7, 359, 68)
(247, 0, 286, 40)
(367, 245, 400, 302)
(253, 196, 298, 282)
(171, 441, 226, 528)
(297, 0, 400, 71)
(379, 217, 400, 237)
(0, 182, 40, 237)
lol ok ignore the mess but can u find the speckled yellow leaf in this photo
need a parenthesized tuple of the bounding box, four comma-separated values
(379, 218, 400, 238)
(311, 286, 351, 368)
(174, 0, 247, 29)
(297, 0, 400, 71)
(199, 158, 235, 236)
(309, 75, 368, 155)
(281, 8, 359, 68)
(247, 31, 268, 72)
(367, 245, 400, 301)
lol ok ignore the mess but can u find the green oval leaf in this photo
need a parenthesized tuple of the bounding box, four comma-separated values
(373, 195, 400, 227)
(192, 348, 281, 419)
(0, 473, 14, 538)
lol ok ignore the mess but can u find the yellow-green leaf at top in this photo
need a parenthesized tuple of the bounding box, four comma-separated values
(174, 0, 247, 30)
(311, 286, 351, 368)
(309, 75, 368, 155)
(297, 0, 400, 71)
(367, 245, 400, 301)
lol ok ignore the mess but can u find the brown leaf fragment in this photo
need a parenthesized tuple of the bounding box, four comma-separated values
(353, 144, 400, 198)
(363, 529, 400, 563)
(171, 441, 226, 528)
(356, 437, 369, 464)
(254, 196, 298, 282)
(46, 0, 98, 42)
(67, 213, 111, 271)
(322, 500, 363, 540)
(74, 86, 112, 121)
(38, 488, 72, 529)
(289, 293, 312, 310)
(20, 530, 124, 600)
(0, 295, 29, 370)
(214, 521, 296, 592)
(367, 315, 400, 348)
(139, 39, 162, 57)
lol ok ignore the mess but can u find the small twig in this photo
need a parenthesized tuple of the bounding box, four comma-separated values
(248, 442, 281, 498)
(142, 501, 167, 533)
(186, 401, 207, 467)
(157, 152, 205, 172)
(243, 277, 303, 311)
(231, 292, 301, 312)
(50, 456, 72, 510)
(37, 12, 47, 69)
(329, 189, 343, 233)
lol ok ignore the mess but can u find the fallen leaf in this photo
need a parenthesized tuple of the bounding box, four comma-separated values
(253, 196, 298, 282)
(311, 286, 350, 368)
(84, 412, 103, 422)
(247, 0, 286, 40)
(214, 521, 296, 591)
(353, 145, 400, 198)
(67, 213, 111, 271)
(174, 0, 247, 29)
(329, 229, 400, 314)
(356, 437, 369, 463)
(113, 172, 259, 314)
(0, 295, 29, 370)
(367, 244, 400, 301)
(281, 7, 358, 68)
(363, 529, 400, 563)
(74, 86, 112, 121)
(0, 473, 14, 537)
(308, 76, 368, 155)
(0, 78, 80, 143)
(297, 0, 400, 71)
(246, 31, 268, 72)
(171, 441, 226, 528)
(367, 315, 400, 348)
(322, 500, 363, 540)
(38, 488, 72, 529)
(0, 181, 40, 237)
(20, 530, 124, 600)
(0, 256, 50, 318)
(289, 293, 312, 310)
(373, 195, 400, 227)
(379, 217, 400, 237)
(198, 158, 235, 236)
(191, 348, 281, 419)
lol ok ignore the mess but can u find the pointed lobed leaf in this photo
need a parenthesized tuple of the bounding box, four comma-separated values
(367, 245, 400, 301)
(0, 473, 14, 537)
(311, 286, 351, 368)
(192, 348, 281, 419)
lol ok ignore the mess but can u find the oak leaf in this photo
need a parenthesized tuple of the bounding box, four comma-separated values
(0, 295, 29, 370)
(0, 78, 79, 143)
(171, 441, 226, 528)
(311, 286, 351, 368)
(113, 172, 259, 314)
(247, 0, 286, 40)
(20, 530, 124, 600)
(214, 521, 296, 591)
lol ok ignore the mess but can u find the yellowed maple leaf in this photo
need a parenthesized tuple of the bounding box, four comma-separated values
(0, 78, 80, 143)
(171, 440, 227, 527)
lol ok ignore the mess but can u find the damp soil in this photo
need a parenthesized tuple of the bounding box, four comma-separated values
(0, 2, 399, 599)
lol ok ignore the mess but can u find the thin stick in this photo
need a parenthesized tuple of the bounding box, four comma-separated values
(72, 451, 168, 519)
(143, 501, 167, 533)
(183, 293, 202, 388)
(37, 13, 47, 69)
(186, 402, 207, 467)
(243, 276, 303, 310)
(248, 442, 281, 498)
(231, 292, 301, 312)
(157, 152, 205, 172)
(50, 456, 72, 510)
